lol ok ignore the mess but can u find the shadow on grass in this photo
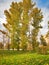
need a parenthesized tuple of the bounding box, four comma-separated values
(0, 50, 49, 56)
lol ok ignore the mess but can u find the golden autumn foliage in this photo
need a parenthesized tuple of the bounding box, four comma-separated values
(3, 0, 43, 51)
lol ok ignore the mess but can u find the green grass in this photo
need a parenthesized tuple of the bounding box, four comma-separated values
(0, 50, 49, 65)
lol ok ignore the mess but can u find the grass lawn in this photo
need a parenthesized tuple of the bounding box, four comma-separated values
(0, 50, 49, 65)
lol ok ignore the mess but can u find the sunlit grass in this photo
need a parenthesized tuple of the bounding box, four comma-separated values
(0, 50, 49, 65)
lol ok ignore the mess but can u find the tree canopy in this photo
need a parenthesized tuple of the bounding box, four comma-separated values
(4, 0, 43, 51)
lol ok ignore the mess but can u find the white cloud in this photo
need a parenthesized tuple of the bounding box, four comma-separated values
(0, 0, 22, 24)
(39, 8, 49, 35)
(33, 0, 49, 35)
(0, 0, 22, 18)
(0, 17, 6, 23)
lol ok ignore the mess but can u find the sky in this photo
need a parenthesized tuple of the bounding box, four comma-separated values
(0, 0, 49, 35)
